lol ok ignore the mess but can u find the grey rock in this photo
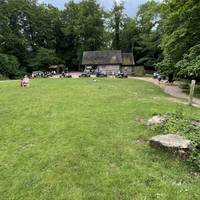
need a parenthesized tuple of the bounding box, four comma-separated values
(147, 115, 165, 126)
(150, 134, 192, 158)
(192, 120, 200, 128)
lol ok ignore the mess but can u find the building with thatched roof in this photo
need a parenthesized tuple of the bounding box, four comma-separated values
(82, 50, 135, 74)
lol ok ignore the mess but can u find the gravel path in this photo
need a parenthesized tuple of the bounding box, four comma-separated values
(132, 77, 200, 106)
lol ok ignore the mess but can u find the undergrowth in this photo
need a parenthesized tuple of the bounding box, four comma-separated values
(152, 108, 200, 171)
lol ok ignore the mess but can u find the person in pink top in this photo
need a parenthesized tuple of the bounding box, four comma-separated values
(20, 75, 30, 87)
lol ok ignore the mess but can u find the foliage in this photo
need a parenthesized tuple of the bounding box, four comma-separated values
(180, 81, 200, 98)
(152, 108, 200, 171)
(0, 53, 23, 79)
(0, 0, 105, 74)
(0, 74, 7, 80)
(158, 0, 200, 76)
(176, 45, 200, 79)
(0, 0, 200, 79)
(135, 0, 162, 67)
(0, 0, 166, 76)
(0, 0, 62, 76)
(61, 0, 104, 69)
(109, 1, 125, 50)
(156, 56, 175, 76)
(28, 48, 61, 71)
(119, 17, 138, 53)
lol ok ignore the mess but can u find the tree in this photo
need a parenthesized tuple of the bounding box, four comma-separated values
(158, 0, 200, 76)
(79, 0, 104, 51)
(119, 17, 138, 53)
(136, 0, 162, 67)
(1, 0, 199, 80)
(61, 0, 105, 70)
(0, 53, 22, 79)
(175, 45, 200, 80)
(28, 48, 61, 71)
(110, 1, 125, 50)
(0, 0, 63, 73)
(0, 0, 30, 66)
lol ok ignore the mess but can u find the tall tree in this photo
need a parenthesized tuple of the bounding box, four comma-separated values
(61, 0, 80, 69)
(119, 17, 138, 53)
(0, 53, 21, 79)
(158, 0, 200, 76)
(28, 48, 61, 71)
(136, 0, 162, 67)
(61, 0, 104, 70)
(0, 0, 62, 74)
(110, 1, 125, 50)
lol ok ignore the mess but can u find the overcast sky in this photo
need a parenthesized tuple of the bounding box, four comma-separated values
(39, 0, 161, 17)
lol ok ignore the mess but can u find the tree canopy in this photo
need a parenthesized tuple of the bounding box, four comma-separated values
(158, 0, 200, 78)
(0, 0, 200, 80)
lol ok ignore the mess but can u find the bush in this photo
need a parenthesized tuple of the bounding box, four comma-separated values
(152, 109, 200, 171)
(179, 81, 200, 98)
(0, 74, 8, 80)
(0, 53, 21, 79)
(194, 87, 200, 98)
(179, 82, 190, 90)
(156, 56, 175, 76)
(28, 48, 62, 71)
(176, 45, 200, 79)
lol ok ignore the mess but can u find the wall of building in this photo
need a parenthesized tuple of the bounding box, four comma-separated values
(133, 66, 145, 75)
(121, 66, 133, 74)
(98, 65, 120, 75)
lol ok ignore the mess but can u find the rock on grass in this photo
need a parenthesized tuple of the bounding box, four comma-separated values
(150, 134, 192, 158)
(147, 115, 165, 126)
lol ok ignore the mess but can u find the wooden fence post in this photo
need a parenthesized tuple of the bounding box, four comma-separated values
(189, 80, 196, 106)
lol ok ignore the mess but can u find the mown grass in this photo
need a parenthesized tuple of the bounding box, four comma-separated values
(0, 78, 200, 200)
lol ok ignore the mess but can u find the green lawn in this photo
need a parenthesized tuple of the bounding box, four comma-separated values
(0, 78, 200, 200)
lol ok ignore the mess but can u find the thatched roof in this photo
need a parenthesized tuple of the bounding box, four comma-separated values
(82, 50, 122, 65)
(122, 53, 135, 66)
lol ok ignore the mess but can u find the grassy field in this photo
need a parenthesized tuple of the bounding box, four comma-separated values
(0, 78, 200, 200)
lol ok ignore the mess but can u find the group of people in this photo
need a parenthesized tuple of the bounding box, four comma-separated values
(60, 71, 72, 78)
(43, 71, 57, 78)
(32, 71, 57, 78)
(21, 70, 70, 87)
(153, 72, 174, 84)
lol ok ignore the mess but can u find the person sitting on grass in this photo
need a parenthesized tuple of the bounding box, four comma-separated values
(20, 75, 30, 87)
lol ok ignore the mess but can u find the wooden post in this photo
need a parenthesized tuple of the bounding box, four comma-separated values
(189, 80, 196, 106)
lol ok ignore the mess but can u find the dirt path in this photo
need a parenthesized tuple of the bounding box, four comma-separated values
(132, 77, 200, 106)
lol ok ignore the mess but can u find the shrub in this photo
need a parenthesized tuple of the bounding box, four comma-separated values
(0, 74, 8, 80)
(28, 48, 62, 71)
(152, 108, 200, 171)
(179, 82, 190, 90)
(176, 45, 200, 80)
(179, 81, 200, 98)
(0, 53, 21, 79)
